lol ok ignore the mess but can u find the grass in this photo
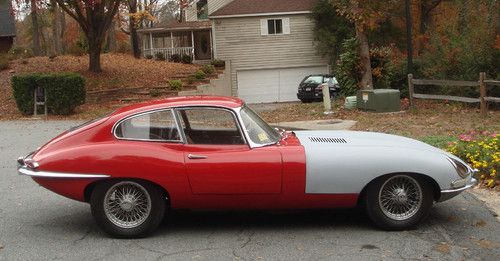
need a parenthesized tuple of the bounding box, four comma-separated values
(418, 135, 458, 149)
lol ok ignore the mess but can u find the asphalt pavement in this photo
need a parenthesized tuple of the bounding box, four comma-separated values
(0, 120, 499, 261)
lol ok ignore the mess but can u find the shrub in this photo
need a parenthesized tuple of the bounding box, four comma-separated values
(155, 52, 166, 61)
(168, 80, 183, 91)
(211, 59, 225, 68)
(145, 54, 153, 59)
(149, 88, 162, 97)
(170, 54, 181, 63)
(447, 131, 499, 188)
(12, 73, 86, 115)
(187, 75, 196, 84)
(193, 70, 206, 80)
(202, 64, 216, 75)
(181, 54, 193, 64)
(8, 46, 33, 59)
(0, 55, 9, 71)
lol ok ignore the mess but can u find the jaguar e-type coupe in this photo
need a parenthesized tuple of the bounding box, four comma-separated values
(17, 96, 476, 238)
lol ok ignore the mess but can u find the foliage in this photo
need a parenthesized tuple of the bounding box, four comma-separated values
(447, 131, 499, 188)
(211, 59, 225, 68)
(145, 54, 153, 59)
(0, 55, 9, 71)
(11, 73, 86, 115)
(155, 52, 166, 61)
(8, 47, 34, 59)
(149, 88, 162, 97)
(202, 64, 215, 75)
(334, 38, 360, 97)
(187, 75, 196, 84)
(168, 80, 183, 91)
(170, 54, 181, 63)
(193, 70, 206, 80)
(419, 135, 458, 149)
(181, 54, 193, 64)
(310, 0, 354, 64)
(66, 44, 86, 56)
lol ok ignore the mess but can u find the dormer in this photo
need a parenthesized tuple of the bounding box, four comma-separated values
(185, 0, 234, 21)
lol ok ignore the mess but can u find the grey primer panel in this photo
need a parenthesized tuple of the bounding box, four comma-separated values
(294, 130, 460, 194)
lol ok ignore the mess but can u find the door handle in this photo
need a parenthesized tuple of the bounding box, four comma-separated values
(187, 154, 208, 160)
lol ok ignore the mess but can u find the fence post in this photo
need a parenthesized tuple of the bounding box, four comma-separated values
(408, 74, 414, 109)
(479, 72, 486, 116)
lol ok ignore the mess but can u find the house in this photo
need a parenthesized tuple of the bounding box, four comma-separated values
(140, 0, 329, 103)
(0, 0, 16, 53)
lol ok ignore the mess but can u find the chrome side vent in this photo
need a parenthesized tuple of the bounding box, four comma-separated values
(309, 137, 347, 143)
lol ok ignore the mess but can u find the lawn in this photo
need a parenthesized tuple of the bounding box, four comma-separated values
(258, 99, 499, 146)
(0, 54, 201, 120)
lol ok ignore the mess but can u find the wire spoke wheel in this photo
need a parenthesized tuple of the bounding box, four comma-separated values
(103, 181, 152, 229)
(378, 175, 423, 221)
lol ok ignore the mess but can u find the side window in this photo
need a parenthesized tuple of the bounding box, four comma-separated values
(177, 108, 245, 145)
(115, 110, 181, 142)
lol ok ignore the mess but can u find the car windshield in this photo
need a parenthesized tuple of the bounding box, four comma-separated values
(303, 76, 323, 85)
(324, 77, 338, 84)
(239, 105, 281, 146)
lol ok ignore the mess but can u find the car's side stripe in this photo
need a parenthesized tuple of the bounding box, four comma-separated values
(18, 167, 109, 179)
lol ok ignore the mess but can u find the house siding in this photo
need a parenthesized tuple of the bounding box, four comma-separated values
(213, 14, 328, 96)
(185, 5, 198, 22)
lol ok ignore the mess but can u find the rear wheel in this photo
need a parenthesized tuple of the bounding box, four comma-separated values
(365, 174, 433, 230)
(90, 180, 166, 238)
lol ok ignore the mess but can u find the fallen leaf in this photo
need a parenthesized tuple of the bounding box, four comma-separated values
(433, 243, 450, 254)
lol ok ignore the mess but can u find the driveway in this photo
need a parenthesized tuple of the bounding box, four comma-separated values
(0, 121, 499, 261)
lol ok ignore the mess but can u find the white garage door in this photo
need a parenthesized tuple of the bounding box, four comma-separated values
(237, 66, 328, 103)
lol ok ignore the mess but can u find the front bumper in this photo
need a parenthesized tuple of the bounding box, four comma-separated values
(438, 177, 477, 202)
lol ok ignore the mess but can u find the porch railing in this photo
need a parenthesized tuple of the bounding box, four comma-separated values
(144, 47, 194, 60)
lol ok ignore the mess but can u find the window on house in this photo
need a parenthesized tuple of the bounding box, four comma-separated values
(267, 19, 283, 35)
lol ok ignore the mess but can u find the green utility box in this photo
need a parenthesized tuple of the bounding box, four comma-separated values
(357, 89, 400, 112)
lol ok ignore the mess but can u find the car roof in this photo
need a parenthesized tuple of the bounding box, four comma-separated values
(306, 74, 334, 77)
(112, 96, 245, 116)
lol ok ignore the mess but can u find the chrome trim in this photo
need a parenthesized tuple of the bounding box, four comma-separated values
(439, 178, 477, 202)
(112, 108, 184, 144)
(173, 106, 250, 147)
(234, 105, 280, 149)
(18, 167, 110, 179)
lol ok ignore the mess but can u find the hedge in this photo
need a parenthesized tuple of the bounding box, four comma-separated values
(12, 73, 86, 115)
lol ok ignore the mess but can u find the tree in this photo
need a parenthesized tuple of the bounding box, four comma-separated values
(419, 0, 443, 33)
(55, 0, 121, 72)
(330, 0, 398, 89)
(29, 0, 42, 56)
(49, 0, 64, 55)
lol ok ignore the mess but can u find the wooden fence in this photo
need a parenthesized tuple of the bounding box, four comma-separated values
(408, 72, 500, 115)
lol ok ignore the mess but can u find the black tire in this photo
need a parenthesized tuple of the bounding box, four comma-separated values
(364, 174, 433, 230)
(90, 180, 166, 238)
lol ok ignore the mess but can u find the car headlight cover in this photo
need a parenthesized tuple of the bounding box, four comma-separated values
(447, 157, 470, 178)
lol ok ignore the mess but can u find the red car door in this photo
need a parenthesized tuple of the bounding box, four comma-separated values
(184, 144, 283, 194)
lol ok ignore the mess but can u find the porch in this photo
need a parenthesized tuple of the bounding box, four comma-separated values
(139, 21, 213, 62)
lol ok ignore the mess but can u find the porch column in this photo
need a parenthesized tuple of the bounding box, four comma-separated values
(170, 31, 174, 48)
(149, 33, 153, 56)
(209, 30, 213, 60)
(191, 30, 195, 60)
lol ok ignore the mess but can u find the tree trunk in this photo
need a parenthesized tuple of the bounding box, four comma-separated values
(30, 0, 41, 56)
(88, 39, 102, 72)
(108, 20, 117, 52)
(129, 0, 141, 58)
(355, 24, 373, 89)
(51, 0, 62, 55)
(60, 10, 66, 52)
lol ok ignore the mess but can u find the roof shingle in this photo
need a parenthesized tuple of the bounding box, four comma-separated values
(210, 0, 318, 17)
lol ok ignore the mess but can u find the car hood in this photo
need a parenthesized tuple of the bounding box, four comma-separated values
(294, 130, 444, 154)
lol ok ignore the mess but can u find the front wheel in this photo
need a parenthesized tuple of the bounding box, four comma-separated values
(90, 180, 166, 238)
(365, 174, 433, 230)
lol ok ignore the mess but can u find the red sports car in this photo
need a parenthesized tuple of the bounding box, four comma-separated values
(17, 96, 476, 238)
